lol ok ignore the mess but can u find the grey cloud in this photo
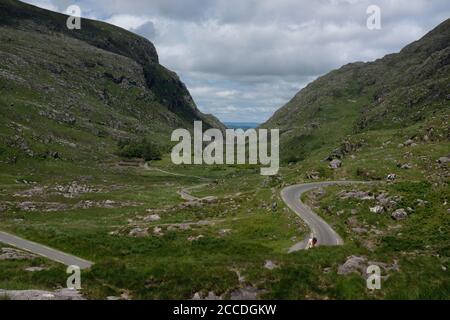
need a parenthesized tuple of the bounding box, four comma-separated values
(23, 0, 450, 122)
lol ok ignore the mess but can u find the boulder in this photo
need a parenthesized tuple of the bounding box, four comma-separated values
(128, 227, 148, 237)
(437, 156, 450, 164)
(143, 214, 161, 222)
(386, 173, 396, 181)
(338, 255, 367, 275)
(264, 260, 278, 270)
(329, 159, 342, 169)
(370, 205, 384, 214)
(391, 209, 408, 220)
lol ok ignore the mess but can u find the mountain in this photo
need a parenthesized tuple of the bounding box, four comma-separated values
(263, 19, 450, 163)
(0, 0, 223, 162)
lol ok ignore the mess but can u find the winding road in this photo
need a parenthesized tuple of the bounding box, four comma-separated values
(281, 181, 367, 252)
(0, 163, 367, 269)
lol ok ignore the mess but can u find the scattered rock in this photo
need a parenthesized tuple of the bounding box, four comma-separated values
(305, 171, 320, 180)
(437, 156, 450, 164)
(192, 291, 222, 300)
(399, 163, 412, 169)
(329, 159, 342, 169)
(25, 266, 48, 272)
(339, 190, 374, 200)
(153, 227, 163, 236)
(264, 260, 278, 270)
(128, 227, 148, 237)
(143, 214, 161, 222)
(230, 286, 261, 300)
(391, 209, 408, 220)
(352, 227, 368, 234)
(370, 205, 384, 214)
(338, 255, 367, 275)
(0, 289, 85, 300)
(218, 229, 231, 237)
(187, 235, 204, 241)
(386, 173, 396, 182)
(0, 248, 37, 261)
(403, 139, 414, 146)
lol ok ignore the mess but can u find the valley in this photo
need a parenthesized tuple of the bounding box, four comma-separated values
(0, 0, 448, 300)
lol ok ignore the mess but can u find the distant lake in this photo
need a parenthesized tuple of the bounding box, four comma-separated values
(224, 122, 260, 130)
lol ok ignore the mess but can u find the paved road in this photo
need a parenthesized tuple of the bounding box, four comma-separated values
(281, 181, 368, 252)
(0, 231, 93, 269)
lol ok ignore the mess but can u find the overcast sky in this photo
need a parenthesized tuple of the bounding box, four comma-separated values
(23, 0, 450, 123)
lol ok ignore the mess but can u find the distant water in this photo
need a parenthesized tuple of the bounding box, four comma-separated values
(224, 122, 260, 130)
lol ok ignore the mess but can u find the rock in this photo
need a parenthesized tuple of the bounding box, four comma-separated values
(143, 214, 161, 222)
(264, 260, 278, 270)
(329, 159, 342, 169)
(187, 235, 204, 241)
(230, 286, 261, 300)
(128, 227, 148, 237)
(0, 248, 37, 260)
(352, 227, 368, 234)
(192, 291, 222, 300)
(153, 226, 163, 236)
(201, 196, 218, 204)
(218, 229, 231, 237)
(25, 266, 48, 272)
(403, 139, 414, 146)
(338, 255, 367, 275)
(339, 190, 374, 200)
(386, 173, 396, 182)
(305, 171, 320, 180)
(437, 156, 450, 164)
(0, 289, 85, 300)
(376, 193, 401, 210)
(391, 209, 408, 220)
(399, 163, 412, 169)
(370, 205, 384, 214)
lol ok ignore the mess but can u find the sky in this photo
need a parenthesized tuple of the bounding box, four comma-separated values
(22, 0, 450, 123)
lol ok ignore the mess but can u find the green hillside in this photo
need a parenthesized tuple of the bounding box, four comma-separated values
(263, 19, 449, 164)
(0, 0, 223, 163)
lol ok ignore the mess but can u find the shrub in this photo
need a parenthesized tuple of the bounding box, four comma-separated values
(117, 139, 162, 161)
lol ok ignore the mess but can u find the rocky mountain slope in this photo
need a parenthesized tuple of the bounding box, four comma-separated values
(263, 19, 449, 163)
(0, 0, 223, 162)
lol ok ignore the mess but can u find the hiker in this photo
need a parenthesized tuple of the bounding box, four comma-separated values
(306, 236, 318, 249)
